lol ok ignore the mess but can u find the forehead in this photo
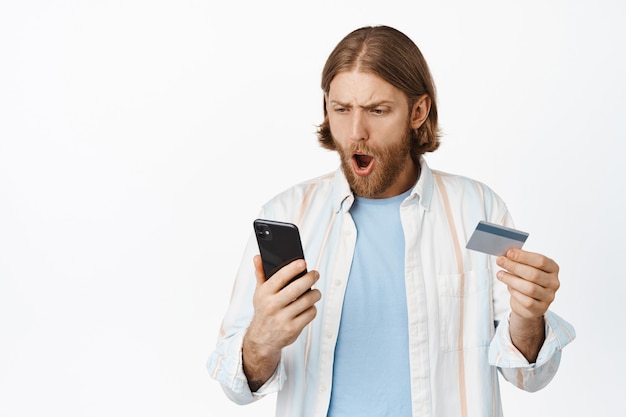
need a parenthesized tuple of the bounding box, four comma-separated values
(327, 70, 407, 105)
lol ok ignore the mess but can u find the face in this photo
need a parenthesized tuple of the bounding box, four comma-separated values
(326, 70, 428, 199)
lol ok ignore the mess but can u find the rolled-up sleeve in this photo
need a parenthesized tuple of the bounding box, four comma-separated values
(206, 329, 286, 404)
(489, 310, 576, 392)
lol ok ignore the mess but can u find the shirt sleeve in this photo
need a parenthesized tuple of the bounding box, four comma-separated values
(488, 310, 576, 392)
(205, 228, 287, 404)
(206, 329, 286, 404)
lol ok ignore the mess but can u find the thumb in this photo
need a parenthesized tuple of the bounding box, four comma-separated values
(253, 255, 267, 286)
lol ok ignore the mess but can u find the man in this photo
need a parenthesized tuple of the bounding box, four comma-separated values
(207, 25, 575, 417)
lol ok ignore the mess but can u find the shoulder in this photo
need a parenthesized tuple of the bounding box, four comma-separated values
(429, 168, 510, 223)
(431, 168, 502, 201)
(271, 170, 338, 202)
(259, 170, 343, 222)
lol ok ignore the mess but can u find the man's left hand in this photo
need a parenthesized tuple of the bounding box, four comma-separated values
(496, 248, 560, 319)
(496, 248, 560, 362)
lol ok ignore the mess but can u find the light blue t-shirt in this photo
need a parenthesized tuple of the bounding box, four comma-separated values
(327, 189, 412, 417)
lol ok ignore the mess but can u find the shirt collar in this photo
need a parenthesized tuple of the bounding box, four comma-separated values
(332, 169, 355, 213)
(412, 157, 434, 211)
(331, 156, 435, 213)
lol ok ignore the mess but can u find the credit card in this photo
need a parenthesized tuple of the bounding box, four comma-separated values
(466, 221, 529, 256)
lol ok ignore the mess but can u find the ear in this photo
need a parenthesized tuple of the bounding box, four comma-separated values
(409, 94, 431, 129)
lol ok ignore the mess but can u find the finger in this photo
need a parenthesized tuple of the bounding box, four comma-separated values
(285, 288, 322, 316)
(508, 286, 551, 319)
(505, 248, 559, 274)
(279, 270, 320, 302)
(289, 304, 319, 334)
(496, 253, 559, 289)
(496, 257, 547, 286)
(264, 259, 309, 293)
(287, 305, 317, 341)
(497, 269, 552, 302)
(253, 255, 267, 286)
(263, 290, 320, 339)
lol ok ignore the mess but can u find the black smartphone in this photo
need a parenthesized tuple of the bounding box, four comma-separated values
(253, 219, 307, 281)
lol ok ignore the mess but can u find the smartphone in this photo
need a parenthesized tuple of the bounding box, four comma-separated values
(253, 219, 307, 281)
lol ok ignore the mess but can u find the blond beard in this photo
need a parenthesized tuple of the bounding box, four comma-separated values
(335, 127, 415, 198)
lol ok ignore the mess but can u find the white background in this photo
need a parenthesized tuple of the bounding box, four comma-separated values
(1, 1, 624, 416)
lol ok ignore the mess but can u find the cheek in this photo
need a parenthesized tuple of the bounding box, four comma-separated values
(328, 117, 349, 143)
(382, 121, 410, 145)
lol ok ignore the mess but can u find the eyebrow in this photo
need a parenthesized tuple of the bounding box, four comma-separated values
(329, 100, 394, 109)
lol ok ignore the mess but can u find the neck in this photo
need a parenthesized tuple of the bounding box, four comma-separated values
(378, 159, 420, 199)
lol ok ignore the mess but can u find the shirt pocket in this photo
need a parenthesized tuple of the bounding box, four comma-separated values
(437, 269, 493, 351)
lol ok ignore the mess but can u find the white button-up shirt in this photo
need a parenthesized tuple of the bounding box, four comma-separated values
(207, 159, 575, 417)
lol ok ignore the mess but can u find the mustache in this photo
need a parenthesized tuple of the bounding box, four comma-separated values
(347, 143, 379, 157)
(330, 135, 379, 157)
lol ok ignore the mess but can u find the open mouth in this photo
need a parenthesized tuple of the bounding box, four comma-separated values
(352, 152, 375, 176)
(355, 154, 373, 168)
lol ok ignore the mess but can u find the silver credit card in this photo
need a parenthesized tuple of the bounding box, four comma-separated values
(466, 221, 529, 256)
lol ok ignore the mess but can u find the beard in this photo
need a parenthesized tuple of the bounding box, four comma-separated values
(335, 126, 415, 199)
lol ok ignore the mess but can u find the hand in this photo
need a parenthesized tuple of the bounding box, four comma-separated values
(496, 248, 560, 320)
(242, 255, 321, 391)
(247, 255, 322, 352)
(496, 248, 560, 362)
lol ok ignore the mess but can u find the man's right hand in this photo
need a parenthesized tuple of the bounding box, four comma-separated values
(242, 255, 322, 391)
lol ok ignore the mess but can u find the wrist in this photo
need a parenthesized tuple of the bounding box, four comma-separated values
(242, 329, 281, 392)
(509, 312, 544, 339)
(243, 332, 279, 362)
(508, 312, 545, 363)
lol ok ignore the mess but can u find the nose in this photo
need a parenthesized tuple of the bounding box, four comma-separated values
(349, 110, 368, 142)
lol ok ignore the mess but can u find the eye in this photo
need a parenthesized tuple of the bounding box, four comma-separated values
(333, 106, 347, 113)
(370, 107, 387, 115)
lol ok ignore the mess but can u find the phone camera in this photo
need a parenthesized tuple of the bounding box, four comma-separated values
(256, 224, 272, 240)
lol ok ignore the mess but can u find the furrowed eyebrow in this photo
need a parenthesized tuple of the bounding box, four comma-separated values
(362, 102, 392, 110)
(329, 100, 393, 109)
(329, 100, 352, 108)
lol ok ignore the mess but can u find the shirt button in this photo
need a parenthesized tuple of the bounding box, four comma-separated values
(334, 280, 342, 286)
(321, 385, 327, 392)
(326, 332, 333, 339)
